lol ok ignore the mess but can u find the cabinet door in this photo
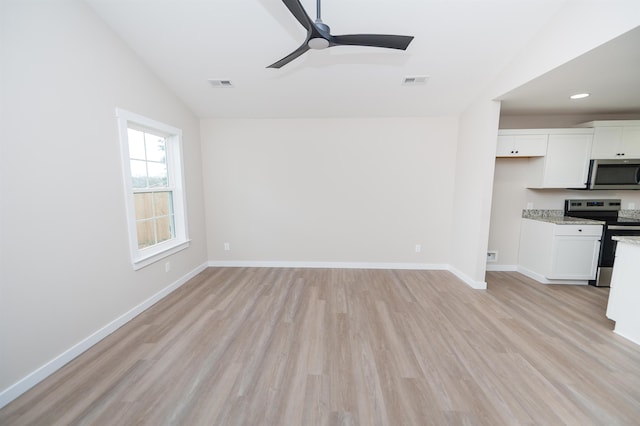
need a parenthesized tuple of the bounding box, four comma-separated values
(496, 135, 547, 157)
(514, 135, 548, 156)
(549, 236, 600, 279)
(622, 127, 640, 158)
(531, 134, 592, 188)
(496, 135, 515, 156)
(591, 127, 623, 159)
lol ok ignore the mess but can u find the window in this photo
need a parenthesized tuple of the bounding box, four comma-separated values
(116, 108, 189, 270)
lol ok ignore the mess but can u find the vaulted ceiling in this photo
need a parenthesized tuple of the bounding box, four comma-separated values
(85, 0, 639, 119)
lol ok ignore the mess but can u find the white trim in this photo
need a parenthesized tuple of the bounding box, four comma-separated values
(132, 240, 191, 270)
(0, 262, 208, 410)
(486, 264, 518, 272)
(115, 108, 189, 270)
(207, 260, 487, 290)
(517, 266, 589, 285)
(207, 260, 449, 271)
(613, 326, 640, 347)
(448, 266, 487, 290)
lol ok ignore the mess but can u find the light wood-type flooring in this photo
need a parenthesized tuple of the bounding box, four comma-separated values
(2, 268, 640, 425)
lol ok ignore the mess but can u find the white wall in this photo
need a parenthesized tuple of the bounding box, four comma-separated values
(0, 0, 208, 401)
(450, 100, 502, 288)
(201, 117, 458, 267)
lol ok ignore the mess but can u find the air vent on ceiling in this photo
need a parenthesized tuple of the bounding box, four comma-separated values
(208, 79, 234, 88)
(402, 75, 429, 86)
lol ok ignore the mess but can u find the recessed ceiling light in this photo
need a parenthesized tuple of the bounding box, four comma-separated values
(570, 93, 590, 99)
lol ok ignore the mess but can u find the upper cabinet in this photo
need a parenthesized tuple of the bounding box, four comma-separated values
(496, 128, 594, 189)
(581, 120, 640, 159)
(496, 132, 547, 157)
(527, 130, 594, 188)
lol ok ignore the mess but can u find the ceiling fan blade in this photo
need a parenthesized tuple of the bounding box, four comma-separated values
(281, 0, 314, 31)
(267, 43, 310, 68)
(331, 34, 414, 50)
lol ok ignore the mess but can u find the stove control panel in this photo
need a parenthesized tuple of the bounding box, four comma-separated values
(566, 199, 621, 212)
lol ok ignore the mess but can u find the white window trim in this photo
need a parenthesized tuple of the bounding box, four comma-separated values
(116, 108, 190, 270)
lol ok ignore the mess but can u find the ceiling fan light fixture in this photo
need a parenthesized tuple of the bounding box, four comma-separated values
(308, 38, 329, 50)
(570, 93, 590, 99)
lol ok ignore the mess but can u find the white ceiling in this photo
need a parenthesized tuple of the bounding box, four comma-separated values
(85, 0, 637, 119)
(499, 24, 640, 116)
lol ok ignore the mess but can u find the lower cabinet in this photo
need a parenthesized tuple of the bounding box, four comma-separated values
(518, 219, 602, 282)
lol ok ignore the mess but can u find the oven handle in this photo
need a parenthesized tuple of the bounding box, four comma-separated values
(608, 225, 640, 231)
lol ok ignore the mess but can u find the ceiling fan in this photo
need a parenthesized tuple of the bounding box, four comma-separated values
(268, 0, 414, 68)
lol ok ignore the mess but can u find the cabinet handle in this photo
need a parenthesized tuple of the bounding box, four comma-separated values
(578, 229, 583, 232)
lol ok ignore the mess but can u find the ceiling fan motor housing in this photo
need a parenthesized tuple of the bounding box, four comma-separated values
(308, 21, 330, 49)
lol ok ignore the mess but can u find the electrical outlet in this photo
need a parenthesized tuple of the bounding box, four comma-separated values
(526, 202, 534, 209)
(487, 251, 498, 263)
(224, 242, 230, 251)
(629, 202, 636, 209)
(415, 244, 422, 253)
(165, 262, 171, 272)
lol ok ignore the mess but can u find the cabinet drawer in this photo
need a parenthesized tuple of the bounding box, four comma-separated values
(553, 225, 602, 237)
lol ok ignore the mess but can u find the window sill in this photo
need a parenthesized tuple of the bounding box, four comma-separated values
(132, 240, 191, 270)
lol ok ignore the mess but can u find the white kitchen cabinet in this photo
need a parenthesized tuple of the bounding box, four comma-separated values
(526, 131, 593, 188)
(582, 120, 640, 159)
(518, 218, 602, 283)
(496, 133, 548, 157)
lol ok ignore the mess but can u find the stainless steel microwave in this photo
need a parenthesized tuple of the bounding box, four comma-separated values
(587, 159, 640, 190)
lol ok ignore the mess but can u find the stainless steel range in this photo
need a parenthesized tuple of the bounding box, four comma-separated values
(565, 199, 640, 287)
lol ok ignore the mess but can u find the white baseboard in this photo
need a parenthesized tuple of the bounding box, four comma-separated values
(448, 266, 487, 290)
(516, 266, 589, 285)
(613, 326, 640, 347)
(0, 262, 208, 410)
(208, 260, 487, 290)
(207, 260, 449, 271)
(486, 264, 518, 272)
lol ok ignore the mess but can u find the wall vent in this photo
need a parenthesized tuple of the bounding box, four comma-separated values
(402, 75, 429, 86)
(208, 79, 234, 88)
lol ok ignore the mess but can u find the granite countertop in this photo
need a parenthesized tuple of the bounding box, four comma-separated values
(613, 236, 640, 246)
(538, 216, 605, 225)
(620, 210, 640, 220)
(522, 209, 605, 225)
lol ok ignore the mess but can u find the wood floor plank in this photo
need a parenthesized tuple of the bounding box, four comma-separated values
(2, 269, 640, 425)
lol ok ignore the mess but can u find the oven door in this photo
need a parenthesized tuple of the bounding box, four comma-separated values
(597, 225, 640, 286)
